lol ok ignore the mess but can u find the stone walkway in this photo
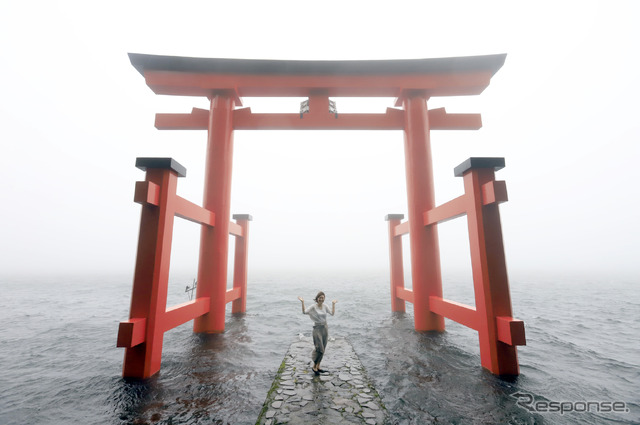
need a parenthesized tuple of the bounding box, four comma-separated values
(256, 336, 387, 425)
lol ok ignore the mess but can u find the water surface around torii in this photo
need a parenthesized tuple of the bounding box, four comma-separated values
(0, 271, 637, 424)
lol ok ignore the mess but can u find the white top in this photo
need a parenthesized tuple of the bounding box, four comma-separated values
(305, 303, 333, 326)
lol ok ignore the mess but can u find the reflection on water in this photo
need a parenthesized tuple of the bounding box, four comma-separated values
(112, 314, 266, 425)
(357, 313, 535, 425)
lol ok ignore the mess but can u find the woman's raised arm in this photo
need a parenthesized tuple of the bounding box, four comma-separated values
(298, 296, 306, 314)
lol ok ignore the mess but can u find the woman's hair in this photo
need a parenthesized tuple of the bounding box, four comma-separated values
(314, 291, 325, 302)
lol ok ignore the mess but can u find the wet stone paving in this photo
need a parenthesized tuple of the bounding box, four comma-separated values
(256, 336, 387, 425)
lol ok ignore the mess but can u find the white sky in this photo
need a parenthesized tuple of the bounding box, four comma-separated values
(1, 1, 638, 280)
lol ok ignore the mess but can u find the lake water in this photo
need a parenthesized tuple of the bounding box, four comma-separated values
(0, 271, 638, 424)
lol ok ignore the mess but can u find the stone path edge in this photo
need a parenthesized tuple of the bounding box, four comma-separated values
(256, 357, 288, 424)
(256, 336, 388, 425)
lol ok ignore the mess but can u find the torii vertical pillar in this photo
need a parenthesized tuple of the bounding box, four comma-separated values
(120, 159, 185, 378)
(402, 94, 445, 332)
(460, 159, 521, 375)
(385, 214, 406, 313)
(194, 93, 236, 333)
(231, 214, 252, 314)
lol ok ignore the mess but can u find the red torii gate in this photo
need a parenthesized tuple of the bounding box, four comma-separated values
(117, 53, 525, 379)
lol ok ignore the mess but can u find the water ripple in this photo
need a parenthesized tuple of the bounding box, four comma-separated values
(0, 273, 638, 424)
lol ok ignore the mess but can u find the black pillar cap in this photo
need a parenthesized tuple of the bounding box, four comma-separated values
(135, 157, 187, 177)
(385, 214, 405, 221)
(233, 214, 253, 221)
(454, 157, 505, 177)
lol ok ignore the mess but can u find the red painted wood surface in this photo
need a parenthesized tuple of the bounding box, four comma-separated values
(387, 158, 525, 376)
(402, 95, 445, 332)
(122, 53, 522, 377)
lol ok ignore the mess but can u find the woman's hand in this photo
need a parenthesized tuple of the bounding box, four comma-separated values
(298, 296, 304, 302)
(332, 300, 338, 304)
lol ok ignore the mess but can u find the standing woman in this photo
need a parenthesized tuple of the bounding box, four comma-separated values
(298, 292, 337, 375)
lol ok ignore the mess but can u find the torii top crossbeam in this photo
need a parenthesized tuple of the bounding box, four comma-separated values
(128, 53, 506, 131)
(129, 53, 505, 98)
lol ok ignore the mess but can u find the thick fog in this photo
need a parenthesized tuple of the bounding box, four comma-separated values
(1, 1, 638, 281)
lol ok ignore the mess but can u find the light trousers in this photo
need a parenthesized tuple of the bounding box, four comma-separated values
(312, 324, 328, 365)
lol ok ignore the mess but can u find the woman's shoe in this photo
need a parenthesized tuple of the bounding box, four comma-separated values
(317, 369, 328, 374)
(313, 369, 320, 376)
